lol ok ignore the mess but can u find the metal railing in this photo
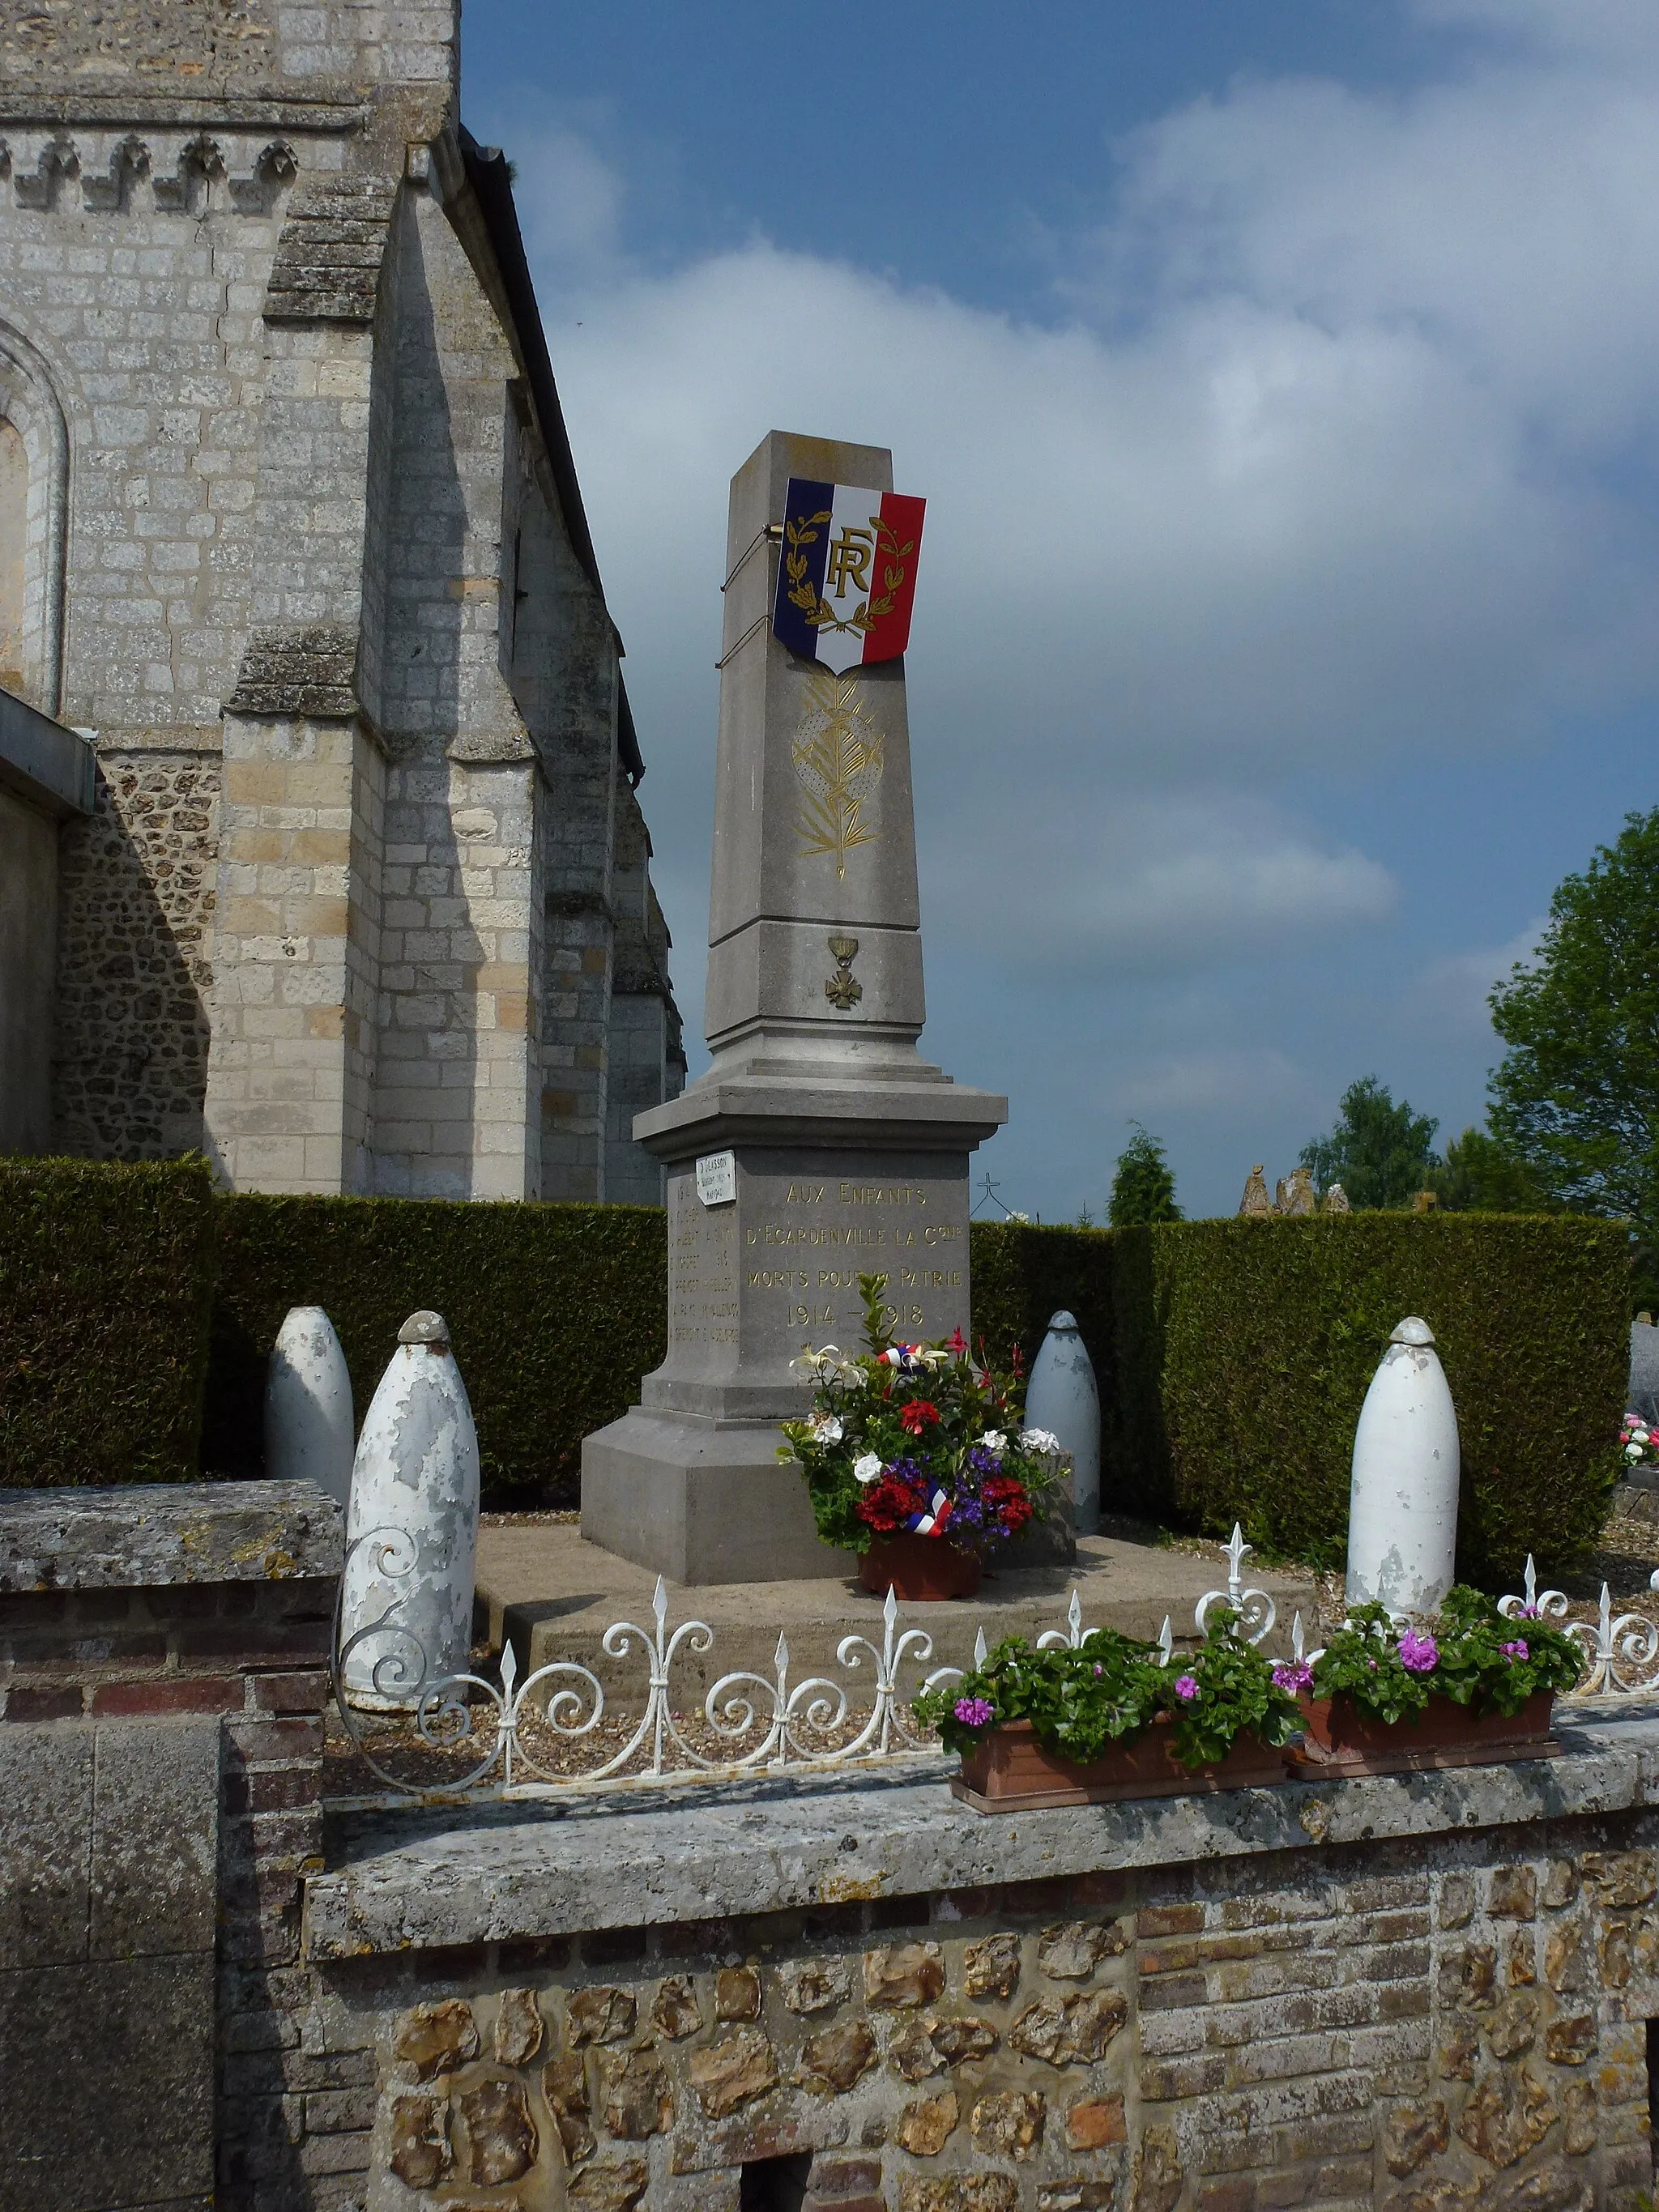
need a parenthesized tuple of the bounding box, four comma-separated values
(326, 1524, 1658, 1805)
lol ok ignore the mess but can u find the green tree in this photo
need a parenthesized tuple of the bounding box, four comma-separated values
(1429, 1125, 1551, 1213)
(1488, 808, 1659, 1248)
(1299, 1076, 1439, 1209)
(1108, 1124, 1183, 1225)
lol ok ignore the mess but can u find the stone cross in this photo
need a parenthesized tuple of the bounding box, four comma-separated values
(582, 432, 1006, 1584)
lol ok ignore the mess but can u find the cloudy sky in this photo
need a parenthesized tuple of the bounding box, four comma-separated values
(463, 0, 1659, 1221)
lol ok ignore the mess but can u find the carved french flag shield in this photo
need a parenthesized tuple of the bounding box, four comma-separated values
(772, 477, 926, 675)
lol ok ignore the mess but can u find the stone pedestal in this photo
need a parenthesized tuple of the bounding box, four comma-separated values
(582, 430, 1005, 1583)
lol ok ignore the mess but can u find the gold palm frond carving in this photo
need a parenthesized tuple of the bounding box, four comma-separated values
(792, 671, 885, 880)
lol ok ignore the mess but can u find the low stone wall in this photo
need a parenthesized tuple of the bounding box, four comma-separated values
(297, 1721, 1659, 2212)
(6, 1480, 1659, 2212)
(0, 1481, 342, 2212)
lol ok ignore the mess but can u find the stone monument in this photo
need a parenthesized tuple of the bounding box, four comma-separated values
(582, 432, 1007, 1583)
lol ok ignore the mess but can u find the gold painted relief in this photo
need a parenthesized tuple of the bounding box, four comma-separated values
(792, 671, 884, 878)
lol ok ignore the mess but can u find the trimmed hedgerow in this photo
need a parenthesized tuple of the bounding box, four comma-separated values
(0, 1156, 218, 1486)
(971, 1212, 1628, 1583)
(202, 1194, 667, 1507)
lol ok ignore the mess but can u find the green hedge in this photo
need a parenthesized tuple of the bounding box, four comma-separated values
(202, 1195, 667, 1506)
(970, 1213, 1629, 1582)
(0, 1168, 1630, 1579)
(0, 1157, 217, 1486)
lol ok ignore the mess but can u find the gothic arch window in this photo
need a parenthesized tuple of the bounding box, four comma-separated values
(0, 322, 68, 716)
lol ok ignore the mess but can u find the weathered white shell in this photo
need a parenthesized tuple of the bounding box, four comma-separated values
(1346, 1315, 1460, 1613)
(341, 1312, 480, 1711)
(263, 1306, 354, 1509)
(1025, 1310, 1102, 1535)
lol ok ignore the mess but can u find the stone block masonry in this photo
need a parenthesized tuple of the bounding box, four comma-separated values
(1, 0, 680, 1194)
(8, 1479, 1659, 2210)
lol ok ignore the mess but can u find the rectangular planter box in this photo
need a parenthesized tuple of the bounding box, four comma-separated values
(952, 1716, 1291, 1812)
(1287, 1688, 1558, 1777)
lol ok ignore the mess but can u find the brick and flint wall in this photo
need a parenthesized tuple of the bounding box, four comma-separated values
(0, 1481, 342, 2212)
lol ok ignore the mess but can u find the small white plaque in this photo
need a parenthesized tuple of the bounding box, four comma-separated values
(695, 1150, 737, 1208)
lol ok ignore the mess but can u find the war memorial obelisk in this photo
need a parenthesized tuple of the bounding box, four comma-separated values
(581, 432, 1007, 1583)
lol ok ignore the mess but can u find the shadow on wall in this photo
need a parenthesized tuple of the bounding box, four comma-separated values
(53, 752, 218, 1160)
(365, 193, 480, 1196)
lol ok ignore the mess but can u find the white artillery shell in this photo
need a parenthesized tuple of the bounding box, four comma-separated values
(264, 1306, 354, 1509)
(1026, 1309, 1102, 1535)
(341, 1311, 480, 1712)
(1346, 1315, 1460, 1614)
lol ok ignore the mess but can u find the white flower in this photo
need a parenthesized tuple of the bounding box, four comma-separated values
(981, 1430, 1007, 1454)
(1637, 1429, 1652, 1444)
(853, 1452, 884, 1485)
(1628, 1443, 1645, 1461)
(1022, 1427, 1062, 1455)
(809, 1413, 844, 1444)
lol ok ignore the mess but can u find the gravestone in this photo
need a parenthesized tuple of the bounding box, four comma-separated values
(581, 432, 1007, 1583)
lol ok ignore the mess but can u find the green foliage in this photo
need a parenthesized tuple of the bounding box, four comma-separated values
(1311, 1592, 1584, 1722)
(969, 1212, 1627, 1583)
(203, 1194, 667, 1506)
(912, 1613, 1301, 1771)
(0, 1157, 217, 1486)
(1107, 1124, 1182, 1226)
(1301, 1076, 1440, 1208)
(1430, 1125, 1553, 1213)
(778, 1272, 1053, 1555)
(1490, 808, 1659, 1247)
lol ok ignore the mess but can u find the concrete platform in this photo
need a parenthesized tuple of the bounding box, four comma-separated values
(474, 1519, 1324, 1709)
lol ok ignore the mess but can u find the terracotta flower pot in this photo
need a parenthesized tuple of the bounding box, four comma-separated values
(1290, 1688, 1556, 1775)
(953, 1716, 1290, 1811)
(859, 1532, 983, 1601)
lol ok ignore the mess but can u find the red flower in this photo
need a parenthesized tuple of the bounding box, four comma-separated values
(982, 1473, 1034, 1534)
(899, 1400, 941, 1434)
(949, 1328, 968, 1353)
(858, 1473, 924, 1534)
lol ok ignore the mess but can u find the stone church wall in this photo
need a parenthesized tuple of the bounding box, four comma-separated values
(0, 0, 680, 1198)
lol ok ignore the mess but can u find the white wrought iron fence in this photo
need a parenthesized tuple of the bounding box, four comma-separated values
(326, 1524, 1659, 1805)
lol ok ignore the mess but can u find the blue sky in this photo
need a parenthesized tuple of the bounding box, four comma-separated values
(463, 0, 1659, 1221)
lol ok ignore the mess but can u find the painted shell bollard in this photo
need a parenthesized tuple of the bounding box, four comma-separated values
(264, 1306, 355, 1509)
(1346, 1316, 1460, 1614)
(1024, 1310, 1101, 1535)
(341, 1311, 480, 1711)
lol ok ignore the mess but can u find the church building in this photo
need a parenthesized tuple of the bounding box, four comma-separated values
(0, 0, 683, 1202)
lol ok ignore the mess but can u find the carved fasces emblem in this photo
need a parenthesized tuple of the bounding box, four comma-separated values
(772, 475, 925, 676)
(793, 671, 884, 878)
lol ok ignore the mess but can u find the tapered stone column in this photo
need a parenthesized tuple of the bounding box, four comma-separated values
(582, 432, 1005, 1583)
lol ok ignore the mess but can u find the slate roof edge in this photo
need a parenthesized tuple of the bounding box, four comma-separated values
(0, 687, 95, 817)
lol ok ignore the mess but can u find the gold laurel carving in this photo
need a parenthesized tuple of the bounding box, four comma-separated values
(783, 507, 916, 640)
(793, 671, 883, 880)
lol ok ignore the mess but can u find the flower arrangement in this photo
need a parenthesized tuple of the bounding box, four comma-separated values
(1623, 1412, 1658, 1473)
(911, 1611, 1304, 1771)
(1307, 1587, 1584, 1724)
(779, 1273, 1059, 1556)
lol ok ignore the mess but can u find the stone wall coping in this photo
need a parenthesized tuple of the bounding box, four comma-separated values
(303, 1703, 1659, 1961)
(0, 688, 95, 818)
(0, 1479, 343, 1592)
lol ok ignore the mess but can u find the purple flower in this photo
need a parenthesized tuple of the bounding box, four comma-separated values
(1518, 1605, 1541, 1620)
(1397, 1631, 1439, 1674)
(1174, 1675, 1199, 1703)
(953, 1696, 995, 1728)
(1092, 1663, 1103, 1678)
(1272, 1660, 1314, 1694)
(1501, 1639, 1529, 1661)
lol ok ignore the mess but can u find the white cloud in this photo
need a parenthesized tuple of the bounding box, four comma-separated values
(487, 13, 1659, 1205)
(1413, 918, 1547, 1030)
(930, 791, 1397, 978)
(1107, 1044, 1309, 1119)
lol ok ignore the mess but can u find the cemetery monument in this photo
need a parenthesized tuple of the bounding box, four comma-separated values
(582, 432, 1007, 1582)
